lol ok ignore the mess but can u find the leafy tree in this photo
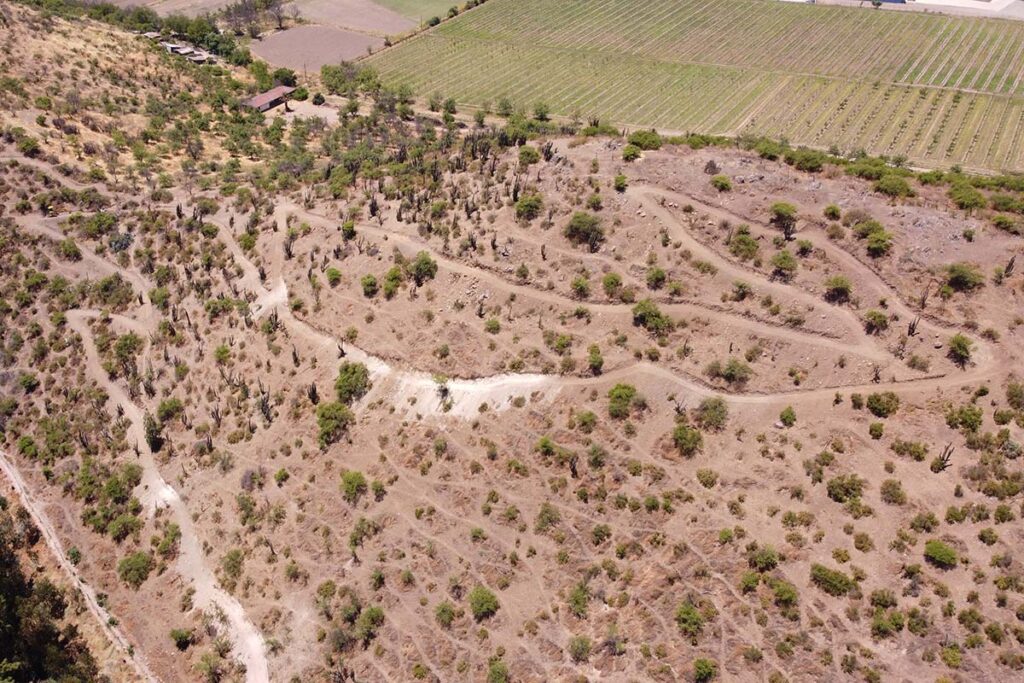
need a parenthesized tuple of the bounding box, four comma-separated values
(341, 470, 367, 504)
(0, 505, 100, 681)
(675, 599, 705, 639)
(809, 564, 855, 596)
(866, 391, 899, 418)
(360, 274, 378, 297)
(143, 412, 163, 452)
(607, 383, 637, 419)
(627, 129, 662, 150)
(408, 252, 438, 286)
(924, 539, 957, 569)
(771, 250, 797, 279)
(827, 474, 866, 503)
(631, 298, 672, 334)
(694, 658, 718, 682)
(117, 551, 153, 589)
(518, 145, 540, 166)
(564, 212, 604, 252)
(945, 263, 984, 292)
(316, 402, 354, 448)
(694, 397, 728, 431)
(515, 194, 543, 220)
(335, 362, 370, 404)
(947, 334, 973, 367)
(779, 406, 796, 427)
(823, 275, 852, 303)
(468, 585, 499, 621)
(673, 424, 703, 457)
(769, 202, 798, 239)
(435, 601, 457, 627)
(568, 634, 592, 662)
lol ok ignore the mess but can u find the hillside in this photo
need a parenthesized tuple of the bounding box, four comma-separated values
(366, 0, 1024, 174)
(1, 1, 1024, 681)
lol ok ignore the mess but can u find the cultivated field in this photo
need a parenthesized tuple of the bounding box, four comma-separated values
(250, 24, 383, 71)
(367, 0, 1024, 172)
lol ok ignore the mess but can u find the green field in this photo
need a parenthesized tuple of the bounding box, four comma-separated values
(365, 0, 1024, 172)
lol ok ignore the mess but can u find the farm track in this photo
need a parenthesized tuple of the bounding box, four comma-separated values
(367, 0, 1024, 172)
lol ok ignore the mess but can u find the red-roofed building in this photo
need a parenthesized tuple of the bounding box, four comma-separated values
(241, 86, 296, 112)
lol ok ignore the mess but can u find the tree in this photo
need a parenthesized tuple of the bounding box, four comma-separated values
(694, 397, 728, 431)
(568, 635, 592, 662)
(770, 202, 798, 240)
(518, 145, 540, 166)
(468, 585, 499, 621)
(143, 412, 163, 452)
(335, 362, 370, 404)
(316, 402, 354, 448)
(564, 212, 604, 252)
(947, 334, 973, 367)
(515, 194, 543, 220)
(866, 391, 899, 418)
(924, 539, 958, 569)
(824, 275, 852, 303)
(779, 406, 796, 427)
(809, 564, 855, 596)
(673, 424, 703, 457)
(945, 263, 984, 292)
(265, 0, 287, 29)
(341, 470, 367, 504)
(607, 384, 637, 419)
(694, 658, 718, 682)
(117, 551, 153, 589)
(409, 251, 438, 285)
(771, 250, 797, 279)
(632, 299, 672, 335)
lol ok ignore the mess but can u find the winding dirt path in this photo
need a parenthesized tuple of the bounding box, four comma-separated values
(66, 310, 269, 682)
(0, 449, 160, 683)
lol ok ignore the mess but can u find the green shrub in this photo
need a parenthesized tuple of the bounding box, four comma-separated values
(335, 362, 370, 404)
(316, 402, 354, 448)
(866, 391, 899, 418)
(694, 658, 718, 682)
(673, 424, 703, 457)
(627, 129, 662, 150)
(924, 539, 958, 569)
(809, 563, 855, 596)
(947, 334, 973, 367)
(631, 299, 672, 334)
(607, 384, 638, 419)
(468, 585, 499, 621)
(117, 552, 153, 589)
(564, 212, 604, 251)
(779, 406, 796, 427)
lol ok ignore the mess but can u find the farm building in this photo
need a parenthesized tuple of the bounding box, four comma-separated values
(241, 86, 296, 112)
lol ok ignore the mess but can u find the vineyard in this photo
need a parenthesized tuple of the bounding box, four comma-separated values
(366, 0, 1024, 172)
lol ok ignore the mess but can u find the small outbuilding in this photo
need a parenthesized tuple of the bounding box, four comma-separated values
(241, 85, 296, 112)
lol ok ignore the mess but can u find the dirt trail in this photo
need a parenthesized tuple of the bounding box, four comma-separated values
(277, 202, 891, 362)
(205, 215, 998, 430)
(0, 449, 160, 683)
(66, 310, 269, 683)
